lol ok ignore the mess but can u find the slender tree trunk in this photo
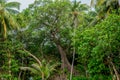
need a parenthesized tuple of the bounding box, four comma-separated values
(8, 50, 11, 80)
(108, 56, 120, 80)
(57, 44, 71, 72)
(2, 19, 7, 39)
(110, 61, 120, 80)
(18, 71, 22, 80)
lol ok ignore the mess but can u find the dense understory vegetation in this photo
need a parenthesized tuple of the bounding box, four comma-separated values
(0, 0, 120, 80)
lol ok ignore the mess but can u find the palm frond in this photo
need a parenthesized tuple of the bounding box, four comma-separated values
(72, 0, 81, 11)
(6, 8, 19, 14)
(4, 12, 19, 29)
(79, 4, 89, 11)
(20, 67, 31, 71)
(31, 63, 41, 72)
(49, 62, 59, 71)
(20, 49, 59, 79)
(20, 67, 39, 75)
(23, 49, 42, 66)
(5, 2, 20, 10)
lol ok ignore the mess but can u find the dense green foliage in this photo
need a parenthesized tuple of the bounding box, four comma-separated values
(74, 14, 120, 79)
(0, 0, 120, 80)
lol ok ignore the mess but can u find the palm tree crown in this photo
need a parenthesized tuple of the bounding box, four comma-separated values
(91, 0, 119, 18)
(0, 0, 20, 39)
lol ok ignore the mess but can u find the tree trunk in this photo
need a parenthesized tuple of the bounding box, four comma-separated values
(110, 61, 120, 80)
(57, 44, 71, 72)
(108, 56, 120, 80)
(8, 50, 12, 80)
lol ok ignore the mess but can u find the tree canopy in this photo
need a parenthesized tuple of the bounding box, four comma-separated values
(0, 0, 120, 80)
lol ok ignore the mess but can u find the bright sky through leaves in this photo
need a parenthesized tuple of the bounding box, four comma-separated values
(8, 0, 90, 11)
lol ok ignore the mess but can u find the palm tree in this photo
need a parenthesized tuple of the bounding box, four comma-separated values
(88, 0, 120, 27)
(20, 49, 59, 80)
(0, 0, 20, 40)
(0, 1, 20, 79)
(70, 1, 89, 79)
(91, 0, 119, 18)
(71, 0, 89, 26)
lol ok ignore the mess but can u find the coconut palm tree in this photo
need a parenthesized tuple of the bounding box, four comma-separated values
(88, 0, 120, 27)
(0, 1, 20, 79)
(0, 0, 20, 40)
(71, 0, 89, 26)
(91, 0, 119, 18)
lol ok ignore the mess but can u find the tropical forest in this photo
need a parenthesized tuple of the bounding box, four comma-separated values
(0, 0, 120, 80)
